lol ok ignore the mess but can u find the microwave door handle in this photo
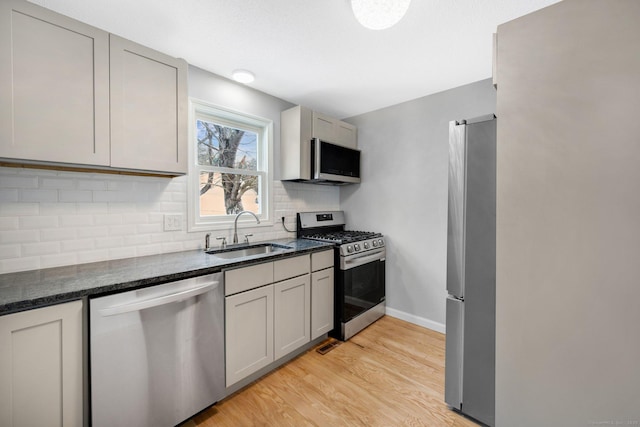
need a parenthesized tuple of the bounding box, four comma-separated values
(98, 281, 219, 317)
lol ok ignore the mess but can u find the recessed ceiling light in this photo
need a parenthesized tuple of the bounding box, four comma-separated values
(351, 0, 411, 30)
(232, 69, 255, 84)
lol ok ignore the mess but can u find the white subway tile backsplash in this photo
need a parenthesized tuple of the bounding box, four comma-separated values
(108, 224, 137, 236)
(108, 247, 137, 260)
(0, 189, 18, 202)
(60, 215, 94, 227)
(96, 236, 124, 249)
(77, 249, 109, 264)
(94, 214, 123, 226)
(41, 253, 77, 269)
(77, 202, 109, 214)
(77, 226, 109, 239)
(0, 203, 39, 216)
(0, 230, 39, 244)
(121, 213, 149, 224)
(19, 216, 59, 229)
(41, 177, 76, 190)
(77, 180, 107, 191)
(107, 181, 134, 192)
(40, 203, 77, 215)
(61, 239, 95, 252)
(137, 244, 162, 257)
(0, 166, 340, 274)
(108, 203, 136, 214)
(1, 175, 38, 189)
(20, 189, 58, 202)
(41, 228, 77, 242)
(0, 217, 18, 231)
(0, 256, 40, 272)
(137, 223, 163, 234)
(161, 242, 186, 253)
(59, 190, 92, 203)
(0, 244, 20, 259)
(124, 234, 150, 246)
(22, 242, 60, 256)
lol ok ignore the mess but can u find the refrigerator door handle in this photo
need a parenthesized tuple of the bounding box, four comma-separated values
(447, 120, 467, 299)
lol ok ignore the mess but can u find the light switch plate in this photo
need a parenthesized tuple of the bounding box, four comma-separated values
(163, 214, 183, 231)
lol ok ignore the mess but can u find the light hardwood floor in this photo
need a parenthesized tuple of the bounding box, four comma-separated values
(184, 316, 479, 427)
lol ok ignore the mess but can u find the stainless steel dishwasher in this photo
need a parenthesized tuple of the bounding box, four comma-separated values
(90, 273, 224, 427)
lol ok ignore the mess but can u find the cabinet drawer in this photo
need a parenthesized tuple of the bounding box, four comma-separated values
(311, 250, 334, 272)
(273, 255, 310, 282)
(225, 262, 273, 296)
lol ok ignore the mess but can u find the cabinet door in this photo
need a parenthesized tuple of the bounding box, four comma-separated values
(311, 267, 334, 340)
(336, 120, 357, 148)
(274, 275, 311, 360)
(0, 0, 110, 166)
(312, 111, 336, 142)
(110, 35, 187, 175)
(225, 285, 274, 387)
(0, 300, 83, 427)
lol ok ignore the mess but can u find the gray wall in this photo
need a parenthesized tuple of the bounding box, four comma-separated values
(341, 80, 496, 330)
(495, 1, 640, 425)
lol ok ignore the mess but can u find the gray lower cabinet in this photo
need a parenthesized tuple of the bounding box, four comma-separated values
(0, 300, 83, 427)
(224, 254, 312, 387)
(311, 249, 334, 340)
(224, 284, 274, 388)
(311, 267, 334, 340)
(274, 275, 311, 360)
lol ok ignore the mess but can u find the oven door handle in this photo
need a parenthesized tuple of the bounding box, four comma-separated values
(342, 249, 386, 270)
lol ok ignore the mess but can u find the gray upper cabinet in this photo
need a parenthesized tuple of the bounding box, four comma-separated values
(110, 35, 187, 174)
(280, 105, 357, 180)
(313, 111, 357, 149)
(0, 0, 187, 175)
(0, 0, 110, 166)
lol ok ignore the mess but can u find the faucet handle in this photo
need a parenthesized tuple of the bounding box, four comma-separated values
(205, 233, 211, 251)
(243, 234, 253, 243)
(216, 236, 227, 248)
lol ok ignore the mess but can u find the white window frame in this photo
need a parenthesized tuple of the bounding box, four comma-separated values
(188, 99, 273, 232)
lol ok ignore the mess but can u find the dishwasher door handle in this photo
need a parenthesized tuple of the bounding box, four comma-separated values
(99, 281, 219, 317)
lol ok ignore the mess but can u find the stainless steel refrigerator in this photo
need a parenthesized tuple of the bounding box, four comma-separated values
(445, 114, 496, 426)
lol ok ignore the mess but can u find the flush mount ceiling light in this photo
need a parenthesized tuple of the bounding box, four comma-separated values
(231, 69, 255, 84)
(351, 0, 411, 30)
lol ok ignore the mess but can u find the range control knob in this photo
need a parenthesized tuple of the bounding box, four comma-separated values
(378, 239, 384, 246)
(347, 245, 353, 253)
(372, 240, 378, 247)
(354, 244, 361, 251)
(363, 242, 370, 249)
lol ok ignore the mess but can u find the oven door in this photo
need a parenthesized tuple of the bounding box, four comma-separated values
(337, 248, 386, 323)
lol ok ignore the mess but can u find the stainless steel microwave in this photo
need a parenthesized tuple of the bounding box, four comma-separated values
(310, 139, 361, 184)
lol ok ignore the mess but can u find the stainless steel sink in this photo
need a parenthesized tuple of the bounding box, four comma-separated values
(206, 243, 293, 259)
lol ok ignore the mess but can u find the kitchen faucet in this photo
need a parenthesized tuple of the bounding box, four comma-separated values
(233, 211, 260, 244)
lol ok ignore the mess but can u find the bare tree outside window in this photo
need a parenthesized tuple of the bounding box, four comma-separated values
(197, 120, 260, 215)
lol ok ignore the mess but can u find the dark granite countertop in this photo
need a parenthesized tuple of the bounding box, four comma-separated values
(0, 238, 333, 316)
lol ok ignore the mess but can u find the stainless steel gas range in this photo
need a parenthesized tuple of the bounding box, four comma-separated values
(297, 211, 385, 341)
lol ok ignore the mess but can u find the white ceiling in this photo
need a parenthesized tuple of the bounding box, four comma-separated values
(30, 0, 560, 118)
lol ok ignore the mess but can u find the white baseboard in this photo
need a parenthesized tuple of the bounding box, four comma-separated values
(385, 306, 446, 334)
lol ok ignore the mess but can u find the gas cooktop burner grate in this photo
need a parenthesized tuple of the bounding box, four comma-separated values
(303, 230, 382, 244)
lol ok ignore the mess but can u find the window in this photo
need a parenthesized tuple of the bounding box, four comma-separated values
(188, 100, 273, 231)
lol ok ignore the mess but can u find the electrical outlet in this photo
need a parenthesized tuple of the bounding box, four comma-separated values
(163, 214, 183, 231)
